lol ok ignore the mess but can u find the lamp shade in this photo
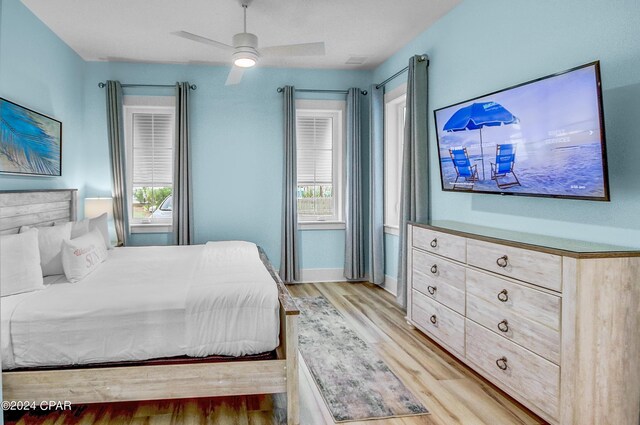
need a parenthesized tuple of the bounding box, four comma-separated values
(84, 197, 113, 219)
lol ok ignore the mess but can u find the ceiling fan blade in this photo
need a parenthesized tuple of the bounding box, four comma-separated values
(172, 31, 234, 51)
(259, 42, 325, 57)
(225, 66, 246, 86)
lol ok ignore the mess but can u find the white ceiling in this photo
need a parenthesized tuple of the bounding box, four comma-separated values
(21, 0, 461, 70)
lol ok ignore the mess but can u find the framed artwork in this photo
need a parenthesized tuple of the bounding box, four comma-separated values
(0, 97, 62, 177)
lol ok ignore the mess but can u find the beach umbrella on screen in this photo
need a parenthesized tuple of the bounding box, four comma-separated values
(443, 102, 518, 180)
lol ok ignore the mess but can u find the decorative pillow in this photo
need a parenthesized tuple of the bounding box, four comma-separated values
(20, 222, 72, 276)
(88, 213, 113, 249)
(0, 229, 45, 297)
(70, 219, 90, 239)
(61, 229, 108, 283)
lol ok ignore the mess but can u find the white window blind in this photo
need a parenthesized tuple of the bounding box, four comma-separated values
(132, 113, 174, 187)
(297, 116, 333, 186)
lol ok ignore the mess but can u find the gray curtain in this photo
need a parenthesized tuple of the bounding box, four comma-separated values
(279, 86, 300, 284)
(173, 82, 193, 245)
(369, 85, 385, 286)
(344, 88, 365, 280)
(397, 55, 430, 308)
(105, 81, 129, 247)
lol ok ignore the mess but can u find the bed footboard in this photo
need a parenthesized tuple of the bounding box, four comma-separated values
(2, 238, 300, 425)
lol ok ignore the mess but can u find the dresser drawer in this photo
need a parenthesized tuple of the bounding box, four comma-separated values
(412, 250, 465, 314)
(412, 290, 465, 356)
(413, 226, 466, 263)
(466, 320, 560, 419)
(467, 293, 560, 364)
(466, 269, 561, 331)
(466, 239, 562, 291)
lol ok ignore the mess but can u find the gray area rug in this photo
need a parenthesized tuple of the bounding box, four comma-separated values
(296, 295, 429, 422)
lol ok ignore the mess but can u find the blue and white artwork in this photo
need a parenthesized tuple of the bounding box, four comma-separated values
(0, 98, 62, 177)
(434, 63, 608, 200)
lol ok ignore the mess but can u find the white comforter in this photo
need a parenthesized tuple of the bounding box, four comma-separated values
(1, 241, 280, 369)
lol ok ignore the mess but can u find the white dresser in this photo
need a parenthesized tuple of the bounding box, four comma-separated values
(406, 221, 640, 425)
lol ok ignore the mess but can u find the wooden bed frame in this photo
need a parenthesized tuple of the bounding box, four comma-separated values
(0, 189, 300, 425)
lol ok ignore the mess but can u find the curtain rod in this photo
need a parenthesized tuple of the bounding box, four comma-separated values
(374, 55, 429, 90)
(276, 87, 368, 96)
(98, 82, 197, 90)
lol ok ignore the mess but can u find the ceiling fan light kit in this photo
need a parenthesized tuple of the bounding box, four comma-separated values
(232, 32, 259, 67)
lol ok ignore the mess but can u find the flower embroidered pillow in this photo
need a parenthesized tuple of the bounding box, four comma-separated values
(61, 228, 108, 283)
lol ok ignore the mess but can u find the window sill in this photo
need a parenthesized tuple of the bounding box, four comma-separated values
(130, 223, 173, 234)
(384, 225, 399, 236)
(298, 221, 346, 231)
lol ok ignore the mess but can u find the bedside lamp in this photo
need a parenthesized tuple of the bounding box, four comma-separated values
(84, 197, 114, 219)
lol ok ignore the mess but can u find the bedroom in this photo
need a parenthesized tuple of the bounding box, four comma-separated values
(0, 0, 639, 424)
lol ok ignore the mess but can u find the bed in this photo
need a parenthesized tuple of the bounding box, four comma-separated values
(0, 189, 300, 425)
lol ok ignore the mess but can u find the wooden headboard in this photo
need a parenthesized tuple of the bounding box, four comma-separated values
(0, 189, 78, 235)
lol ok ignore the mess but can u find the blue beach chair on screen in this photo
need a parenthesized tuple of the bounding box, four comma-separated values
(449, 147, 478, 190)
(490, 143, 521, 189)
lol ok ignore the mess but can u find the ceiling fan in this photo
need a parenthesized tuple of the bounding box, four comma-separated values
(173, 0, 326, 85)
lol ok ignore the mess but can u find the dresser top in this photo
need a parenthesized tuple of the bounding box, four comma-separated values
(411, 220, 640, 258)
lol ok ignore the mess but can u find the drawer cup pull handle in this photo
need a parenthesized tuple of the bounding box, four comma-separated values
(429, 314, 437, 324)
(430, 264, 438, 274)
(427, 285, 437, 295)
(497, 289, 509, 302)
(497, 320, 509, 332)
(496, 357, 508, 370)
(430, 238, 438, 248)
(496, 255, 509, 268)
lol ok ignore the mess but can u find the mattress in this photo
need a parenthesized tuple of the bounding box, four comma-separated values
(1, 241, 280, 370)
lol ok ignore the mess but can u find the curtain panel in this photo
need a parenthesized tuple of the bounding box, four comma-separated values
(105, 80, 129, 247)
(173, 82, 194, 245)
(396, 55, 430, 309)
(368, 85, 385, 286)
(344, 88, 365, 281)
(280, 86, 300, 284)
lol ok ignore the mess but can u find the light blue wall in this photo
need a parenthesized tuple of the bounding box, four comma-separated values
(374, 0, 640, 282)
(0, 0, 85, 201)
(82, 62, 371, 262)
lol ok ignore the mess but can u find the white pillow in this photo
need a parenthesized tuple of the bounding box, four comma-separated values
(20, 222, 72, 276)
(88, 213, 113, 249)
(61, 228, 108, 283)
(0, 229, 44, 297)
(70, 219, 90, 239)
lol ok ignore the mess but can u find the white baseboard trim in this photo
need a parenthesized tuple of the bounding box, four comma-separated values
(383, 275, 398, 297)
(299, 268, 346, 283)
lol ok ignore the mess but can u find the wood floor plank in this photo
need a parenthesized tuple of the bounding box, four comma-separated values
(439, 379, 542, 425)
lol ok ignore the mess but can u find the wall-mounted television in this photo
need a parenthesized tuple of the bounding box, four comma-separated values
(0, 97, 62, 177)
(433, 61, 609, 201)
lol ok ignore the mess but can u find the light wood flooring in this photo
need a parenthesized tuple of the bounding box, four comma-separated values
(4, 282, 546, 425)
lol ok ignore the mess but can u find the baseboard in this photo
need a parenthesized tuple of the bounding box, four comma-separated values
(299, 268, 346, 283)
(383, 275, 398, 296)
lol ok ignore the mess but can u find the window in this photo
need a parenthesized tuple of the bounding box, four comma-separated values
(124, 96, 175, 232)
(384, 84, 407, 233)
(296, 100, 345, 226)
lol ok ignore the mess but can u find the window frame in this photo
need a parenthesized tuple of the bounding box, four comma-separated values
(295, 99, 346, 230)
(123, 96, 175, 234)
(383, 83, 407, 235)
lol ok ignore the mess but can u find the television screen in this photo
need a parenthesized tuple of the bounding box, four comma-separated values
(433, 62, 609, 201)
(0, 97, 62, 177)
